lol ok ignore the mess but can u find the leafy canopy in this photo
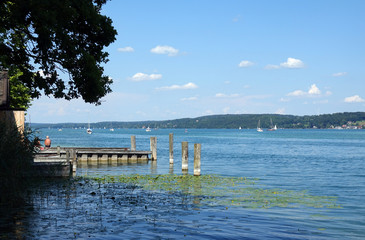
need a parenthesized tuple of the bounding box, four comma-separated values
(0, 0, 117, 104)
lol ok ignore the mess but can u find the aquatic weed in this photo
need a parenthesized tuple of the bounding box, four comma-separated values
(81, 174, 340, 209)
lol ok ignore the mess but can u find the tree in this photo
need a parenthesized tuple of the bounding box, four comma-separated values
(9, 68, 32, 109)
(0, 0, 117, 105)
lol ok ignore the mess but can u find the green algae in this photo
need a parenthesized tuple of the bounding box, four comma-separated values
(81, 174, 340, 209)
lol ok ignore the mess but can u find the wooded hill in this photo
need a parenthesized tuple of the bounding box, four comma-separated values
(31, 112, 365, 129)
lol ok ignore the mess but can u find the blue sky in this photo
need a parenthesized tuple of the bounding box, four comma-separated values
(28, 0, 365, 123)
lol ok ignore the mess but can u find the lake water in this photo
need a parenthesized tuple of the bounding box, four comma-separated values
(1, 128, 365, 239)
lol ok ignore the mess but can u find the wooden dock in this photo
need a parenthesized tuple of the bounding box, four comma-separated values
(34, 147, 153, 176)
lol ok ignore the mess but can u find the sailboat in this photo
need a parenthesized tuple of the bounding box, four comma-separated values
(257, 120, 263, 132)
(87, 123, 92, 134)
(268, 118, 277, 131)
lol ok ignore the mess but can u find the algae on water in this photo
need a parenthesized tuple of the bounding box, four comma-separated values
(83, 174, 340, 209)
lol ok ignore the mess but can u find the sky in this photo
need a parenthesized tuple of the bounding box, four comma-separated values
(28, 0, 365, 123)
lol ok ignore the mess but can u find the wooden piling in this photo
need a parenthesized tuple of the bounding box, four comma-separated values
(194, 143, 201, 176)
(71, 149, 77, 172)
(150, 137, 157, 161)
(131, 135, 136, 151)
(169, 133, 174, 164)
(57, 146, 60, 155)
(182, 141, 188, 171)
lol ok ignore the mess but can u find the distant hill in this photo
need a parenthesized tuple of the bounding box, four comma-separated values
(30, 112, 365, 129)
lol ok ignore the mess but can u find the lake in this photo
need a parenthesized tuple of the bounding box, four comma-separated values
(1, 128, 364, 239)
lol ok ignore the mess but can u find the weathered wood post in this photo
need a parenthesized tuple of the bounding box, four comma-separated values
(66, 149, 70, 162)
(194, 143, 201, 176)
(66, 150, 71, 176)
(169, 133, 174, 164)
(182, 141, 188, 171)
(71, 149, 77, 173)
(169, 164, 174, 174)
(150, 137, 157, 161)
(131, 135, 136, 151)
(57, 146, 61, 155)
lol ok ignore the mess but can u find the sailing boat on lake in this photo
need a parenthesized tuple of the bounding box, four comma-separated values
(87, 123, 92, 134)
(257, 120, 263, 132)
(268, 118, 277, 131)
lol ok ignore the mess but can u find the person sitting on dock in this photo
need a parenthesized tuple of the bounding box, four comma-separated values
(44, 136, 51, 149)
(34, 137, 44, 151)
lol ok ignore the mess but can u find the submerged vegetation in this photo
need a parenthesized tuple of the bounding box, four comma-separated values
(84, 174, 340, 209)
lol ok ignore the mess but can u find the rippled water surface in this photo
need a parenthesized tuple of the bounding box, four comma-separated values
(1, 128, 364, 239)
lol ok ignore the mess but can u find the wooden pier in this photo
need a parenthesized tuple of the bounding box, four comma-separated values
(34, 147, 153, 176)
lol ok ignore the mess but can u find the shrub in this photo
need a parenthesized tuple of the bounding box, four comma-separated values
(0, 120, 34, 206)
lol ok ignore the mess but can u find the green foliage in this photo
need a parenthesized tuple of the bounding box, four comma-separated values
(85, 174, 340, 209)
(0, 121, 34, 206)
(0, 0, 117, 104)
(9, 68, 32, 110)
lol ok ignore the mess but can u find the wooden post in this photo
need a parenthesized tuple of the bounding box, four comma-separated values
(169, 133, 174, 164)
(150, 137, 157, 161)
(169, 164, 174, 174)
(72, 150, 77, 172)
(66, 149, 70, 162)
(194, 143, 201, 176)
(57, 146, 60, 155)
(131, 135, 136, 151)
(182, 141, 188, 171)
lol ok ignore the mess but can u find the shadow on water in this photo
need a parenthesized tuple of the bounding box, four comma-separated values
(0, 172, 348, 239)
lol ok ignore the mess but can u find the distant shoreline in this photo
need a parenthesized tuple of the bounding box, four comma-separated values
(28, 112, 365, 130)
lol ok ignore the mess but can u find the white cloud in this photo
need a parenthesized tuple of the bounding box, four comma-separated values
(308, 84, 321, 95)
(130, 72, 162, 82)
(287, 84, 321, 97)
(181, 97, 198, 101)
(332, 72, 347, 77)
(344, 95, 365, 103)
(275, 108, 285, 114)
(117, 46, 134, 52)
(280, 57, 305, 68)
(150, 45, 179, 56)
(238, 60, 254, 68)
(287, 90, 306, 97)
(215, 93, 240, 98)
(156, 82, 198, 91)
(266, 57, 304, 69)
